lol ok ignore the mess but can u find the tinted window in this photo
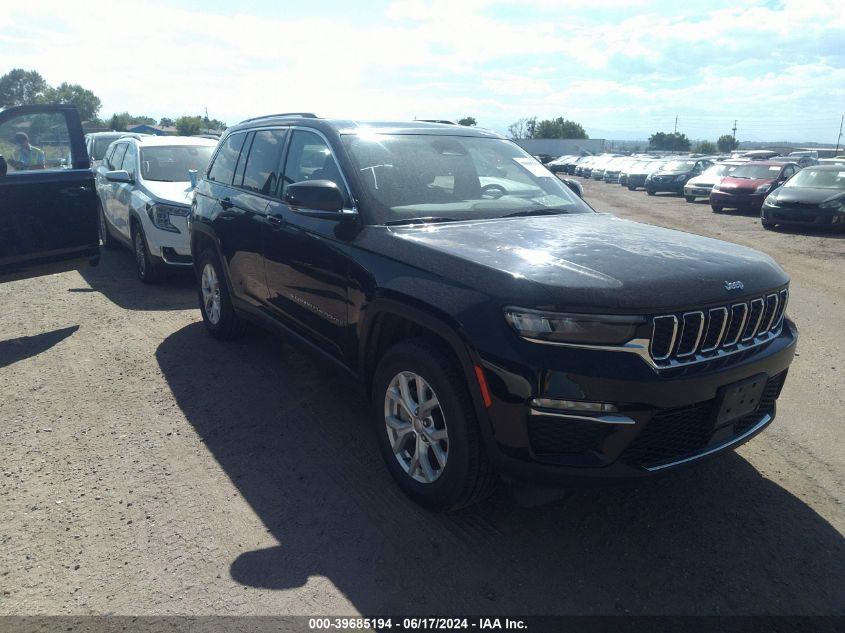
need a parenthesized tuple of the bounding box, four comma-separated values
(120, 143, 137, 179)
(207, 133, 246, 185)
(282, 130, 345, 198)
(240, 129, 287, 195)
(0, 112, 75, 173)
(109, 143, 127, 170)
(92, 136, 120, 160)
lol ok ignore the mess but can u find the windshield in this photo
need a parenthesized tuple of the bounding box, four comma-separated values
(663, 160, 696, 171)
(342, 134, 592, 225)
(140, 145, 214, 182)
(725, 164, 783, 179)
(93, 136, 122, 160)
(783, 168, 845, 189)
(703, 163, 741, 177)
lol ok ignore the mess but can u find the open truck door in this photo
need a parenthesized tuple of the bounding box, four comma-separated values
(0, 104, 99, 283)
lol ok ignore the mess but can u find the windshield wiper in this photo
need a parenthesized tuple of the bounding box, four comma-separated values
(385, 216, 460, 226)
(502, 208, 571, 218)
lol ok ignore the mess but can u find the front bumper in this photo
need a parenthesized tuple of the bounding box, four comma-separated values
(647, 179, 686, 193)
(710, 190, 766, 210)
(477, 319, 797, 484)
(684, 184, 714, 198)
(762, 203, 845, 227)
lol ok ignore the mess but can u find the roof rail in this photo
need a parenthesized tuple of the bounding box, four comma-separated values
(416, 119, 457, 125)
(240, 112, 318, 123)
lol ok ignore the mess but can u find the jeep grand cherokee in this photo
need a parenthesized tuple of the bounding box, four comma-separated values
(190, 114, 796, 511)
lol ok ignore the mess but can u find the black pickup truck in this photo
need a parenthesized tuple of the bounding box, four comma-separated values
(0, 104, 99, 283)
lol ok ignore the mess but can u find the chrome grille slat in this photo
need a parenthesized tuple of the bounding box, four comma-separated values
(676, 311, 705, 357)
(701, 307, 729, 352)
(649, 289, 789, 369)
(742, 298, 765, 341)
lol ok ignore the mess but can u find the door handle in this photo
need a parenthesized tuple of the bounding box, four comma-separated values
(60, 185, 92, 196)
(220, 198, 234, 210)
(268, 214, 284, 229)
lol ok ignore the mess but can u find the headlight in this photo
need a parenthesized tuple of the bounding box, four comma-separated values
(712, 184, 721, 192)
(675, 175, 687, 182)
(764, 194, 779, 207)
(755, 183, 772, 194)
(820, 197, 845, 211)
(504, 307, 645, 345)
(147, 203, 190, 233)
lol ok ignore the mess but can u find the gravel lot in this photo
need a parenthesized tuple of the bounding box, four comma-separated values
(1, 180, 843, 617)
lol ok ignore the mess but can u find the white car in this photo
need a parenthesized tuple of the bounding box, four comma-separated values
(95, 136, 217, 282)
(682, 161, 747, 202)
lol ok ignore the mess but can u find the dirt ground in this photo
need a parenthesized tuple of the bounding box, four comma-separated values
(1, 180, 843, 617)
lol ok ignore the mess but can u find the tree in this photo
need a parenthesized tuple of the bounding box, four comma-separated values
(648, 131, 691, 152)
(159, 117, 174, 127)
(0, 68, 48, 108)
(717, 134, 739, 153)
(532, 117, 588, 139)
(108, 112, 131, 131)
(176, 115, 203, 136)
(457, 116, 477, 127)
(42, 82, 102, 121)
(507, 116, 537, 139)
(694, 140, 717, 154)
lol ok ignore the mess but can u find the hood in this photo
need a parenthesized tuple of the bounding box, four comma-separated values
(771, 186, 845, 206)
(367, 213, 788, 313)
(718, 176, 774, 192)
(654, 169, 692, 177)
(141, 180, 195, 206)
(687, 173, 723, 187)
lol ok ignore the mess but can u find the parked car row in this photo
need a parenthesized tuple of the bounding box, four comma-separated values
(555, 150, 845, 232)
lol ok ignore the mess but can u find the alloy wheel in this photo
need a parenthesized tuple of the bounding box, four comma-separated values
(201, 263, 222, 325)
(383, 371, 449, 484)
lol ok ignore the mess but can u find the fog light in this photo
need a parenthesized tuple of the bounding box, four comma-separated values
(530, 398, 618, 413)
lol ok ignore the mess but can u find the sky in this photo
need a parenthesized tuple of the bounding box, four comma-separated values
(3, 0, 844, 144)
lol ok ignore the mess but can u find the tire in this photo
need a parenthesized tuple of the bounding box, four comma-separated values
(684, 195, 695, 203)
(132, 222, 164, 284)
(711, 205, 723, 213)
(647, 189, 655, 196)
(627, 185, 636, 191)
(99, 204, 119, 250)
(371, 339, 497, 511)
(196, 248, 243, 340)
(761, 219, 776, 230)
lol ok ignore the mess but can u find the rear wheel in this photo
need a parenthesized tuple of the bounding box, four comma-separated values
(372, 340, 497, 511)
(99, 204, 118, 250)
(196, 248, 243, 340)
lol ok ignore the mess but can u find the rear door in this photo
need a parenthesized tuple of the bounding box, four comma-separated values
(0, 104, 99, 282)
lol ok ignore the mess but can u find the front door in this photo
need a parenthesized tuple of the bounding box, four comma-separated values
(0, 105, 99, 282)
(262, 129, 353, 360)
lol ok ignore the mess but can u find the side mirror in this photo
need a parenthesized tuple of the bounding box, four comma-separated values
(285, 180, 346, 214)
(562, 178, 583, 198)
(105, 169, 132, 184)
(0, 156, 6, 178)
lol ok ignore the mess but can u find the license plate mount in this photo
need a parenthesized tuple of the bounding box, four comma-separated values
(713, 374, 768, 427)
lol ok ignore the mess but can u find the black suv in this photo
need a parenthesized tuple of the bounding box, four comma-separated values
(191, 115, 797, 510)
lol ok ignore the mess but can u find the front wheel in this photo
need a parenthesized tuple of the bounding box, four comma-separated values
(761, 219, 776, 230)
(684, 195, 695, 203)
(372, 340, 497, 511)
(132, 223, 164, 284)
(647, 189, 655, 196)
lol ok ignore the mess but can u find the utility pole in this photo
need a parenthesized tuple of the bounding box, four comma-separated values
(732, 120, 738, 150)
(674, 115, 678, 134)
(836, 114, 844, 155)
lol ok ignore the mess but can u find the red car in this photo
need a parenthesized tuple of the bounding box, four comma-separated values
(710, 161, 801, 213)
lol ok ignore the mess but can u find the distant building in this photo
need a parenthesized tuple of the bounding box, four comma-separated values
(512, 138, 606, 158)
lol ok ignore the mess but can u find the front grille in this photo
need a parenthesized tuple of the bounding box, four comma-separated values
(620, 371, 786, 468)
(527, 417, 608, 459)
(649, 289, 787, 368)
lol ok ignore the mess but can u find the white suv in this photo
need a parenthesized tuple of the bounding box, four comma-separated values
(95, 136, 216, 282)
